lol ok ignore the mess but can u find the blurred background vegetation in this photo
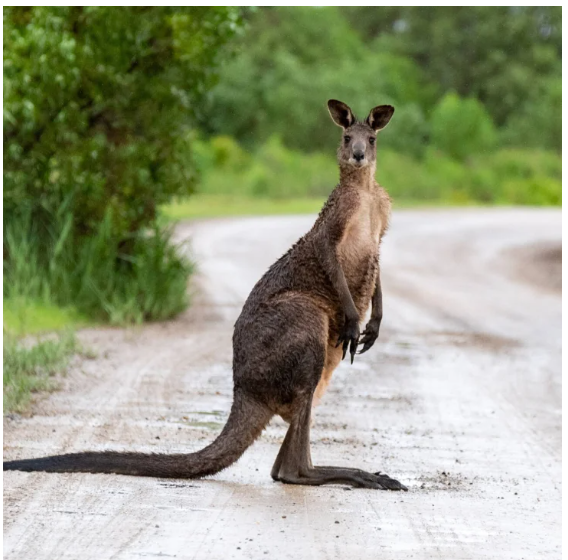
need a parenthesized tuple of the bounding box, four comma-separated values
(3, 6, 562, 340)
(188, 6, 561, 209)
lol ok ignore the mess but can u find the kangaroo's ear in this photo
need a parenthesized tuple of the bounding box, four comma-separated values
(366, 105, 395, 131)
(327, 100, 355, 129)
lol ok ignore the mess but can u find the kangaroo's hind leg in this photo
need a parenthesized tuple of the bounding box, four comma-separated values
(272, 390, 407, 490)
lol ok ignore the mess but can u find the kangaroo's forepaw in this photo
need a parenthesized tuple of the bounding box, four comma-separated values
(374, 471, 408, 491)
(336, 315, 360, 364)
(357, 317, 381, 354)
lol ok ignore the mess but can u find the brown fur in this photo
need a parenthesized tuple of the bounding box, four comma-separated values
(314, 176, 391, 403)
(4, 100, 406, 491)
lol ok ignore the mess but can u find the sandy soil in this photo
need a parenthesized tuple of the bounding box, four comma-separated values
(3, 208, 561, 559)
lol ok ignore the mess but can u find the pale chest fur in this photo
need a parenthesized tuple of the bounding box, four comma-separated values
(337, 191, 383, 270)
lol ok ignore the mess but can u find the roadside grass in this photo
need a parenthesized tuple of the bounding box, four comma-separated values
(4, 209, 193, 325)
(3, 300, 96, 413)
(160, 194, 491, 222)
(3, 210, 192, 413)
(161, 194, 327, 220)
(3, 298, 92, 337)
(3, 330, 80, 412)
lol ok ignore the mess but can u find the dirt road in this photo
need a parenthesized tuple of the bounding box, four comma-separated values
(4, 209, 561, 559)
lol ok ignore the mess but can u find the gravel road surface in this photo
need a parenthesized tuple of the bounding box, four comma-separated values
(4, 208, 561, 559)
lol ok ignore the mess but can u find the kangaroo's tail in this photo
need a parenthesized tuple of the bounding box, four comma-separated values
(4, 392, 272, 478)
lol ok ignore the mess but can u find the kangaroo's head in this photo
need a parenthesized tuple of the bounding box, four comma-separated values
(327, 100, 394, 170)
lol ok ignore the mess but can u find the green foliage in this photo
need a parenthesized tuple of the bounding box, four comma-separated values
(186, 136, 561, 207)
(251, 6, 364, 66)
(4, 207, 193, 324)
(478, 149, 562, 205)
(202, 7, 560, 157)
(200, 7, 434, 155)
(430, 93, 498, 161)
(383, 147, 561, 205)
(4, 7, 241, 324)
(379, 103, 429, 158)
(501, 76, 561, 152)
(3, 330, 78, 412)
(4, 6, 242, 235)
(342, 7, 561, 132)
(194, 135, 337, 198)
(3, 299, 89, 336)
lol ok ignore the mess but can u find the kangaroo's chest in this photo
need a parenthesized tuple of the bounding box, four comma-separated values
(335, 194, 383, 314)
(337, 194, 382, 271)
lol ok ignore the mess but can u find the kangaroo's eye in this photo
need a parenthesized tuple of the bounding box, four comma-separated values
(369, 137, 376, 145)
(344, 136, 351, 144)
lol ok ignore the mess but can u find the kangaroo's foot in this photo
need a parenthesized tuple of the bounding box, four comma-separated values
(373, 471, 408, 491)
(271, 391, 407, 490)
(278, 466, 406, 490)
(309, 466, 407, 491)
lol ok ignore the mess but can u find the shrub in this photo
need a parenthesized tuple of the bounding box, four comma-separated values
(380, 103, 430, 158)
(501, 77, 561, 152)
(4, 7, 243, 237)
(189, 136, 561, 207)
(430, 92, 498, 161)
(480, 149, 562, 204)
(3, 7, 241, 322)
(201, 7, 434, 155)
(196, 135, 338, 199)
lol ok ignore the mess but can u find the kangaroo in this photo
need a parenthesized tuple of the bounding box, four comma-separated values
(4, 100, 407, 491)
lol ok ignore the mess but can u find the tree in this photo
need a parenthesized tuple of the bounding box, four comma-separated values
(200, 7, 433, 154)
(3, 7, 243, 322)
(4, 7, 243, 237)
(430, 92, 497, 161)
(342, 6, 561, 132)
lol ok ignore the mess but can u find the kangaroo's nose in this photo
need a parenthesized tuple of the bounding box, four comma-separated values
(353, 151, 365, 162)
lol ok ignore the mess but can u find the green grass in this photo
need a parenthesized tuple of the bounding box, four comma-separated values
(4, 209, 193, 325)
(3, 298, 92, 337)
(3, 330, 79, 412)
(161, 194, 327, 220)
(161, 194, 495, 222)
(3, 299, 97, 413)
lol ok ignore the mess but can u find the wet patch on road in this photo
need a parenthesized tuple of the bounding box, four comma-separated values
(424, 330, 518, 352)
(502, 241, 561, 294)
